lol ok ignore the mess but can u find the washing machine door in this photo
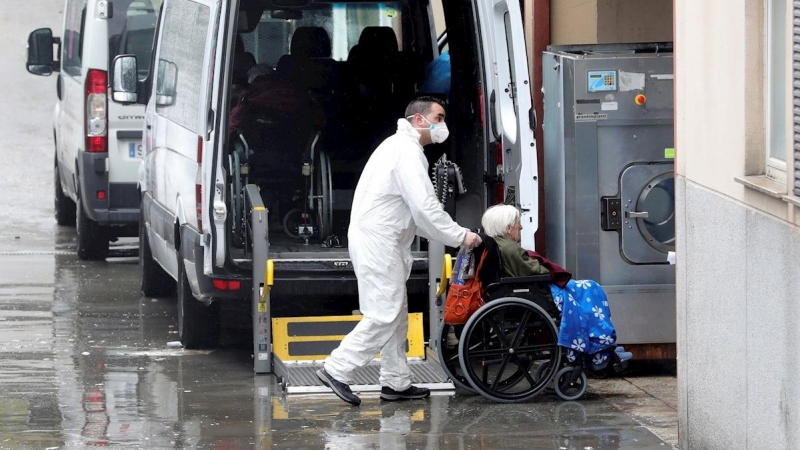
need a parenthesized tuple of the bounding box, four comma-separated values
(619, 162, 675, 264)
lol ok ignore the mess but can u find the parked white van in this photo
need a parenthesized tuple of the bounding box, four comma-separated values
(26, 0, 161, 259)
(112, 0, 537, 349)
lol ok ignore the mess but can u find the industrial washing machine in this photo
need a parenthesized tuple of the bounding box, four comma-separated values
(542, 43, 675, 348)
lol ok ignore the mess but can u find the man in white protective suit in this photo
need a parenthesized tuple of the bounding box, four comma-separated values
(317, 96, 482, 406)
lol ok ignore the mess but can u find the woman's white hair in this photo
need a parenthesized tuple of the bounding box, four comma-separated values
(481, 205, 520, 238)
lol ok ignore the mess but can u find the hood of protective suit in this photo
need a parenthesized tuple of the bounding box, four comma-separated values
(397, 118, 422, 143)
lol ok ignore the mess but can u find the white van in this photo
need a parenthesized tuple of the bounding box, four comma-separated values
(111, 0, 537, 349)
(26, 0, 161, 260)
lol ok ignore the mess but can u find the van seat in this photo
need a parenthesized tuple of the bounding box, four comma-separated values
(291, 26, 332, 58)
(344, 27, 408, 158)
(277, 27, 338, 91)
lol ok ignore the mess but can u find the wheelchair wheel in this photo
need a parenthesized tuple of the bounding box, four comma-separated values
(282, 208, 302, 239)
(436, 322, 475, 393)
(554, 366, 588, 401)
(458, 297, 561, 403)
(314, 151, 333, 240)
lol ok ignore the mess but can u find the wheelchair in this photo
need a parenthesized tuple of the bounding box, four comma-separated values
(227, 117, 337, 248)
(435, 236, 627, 403)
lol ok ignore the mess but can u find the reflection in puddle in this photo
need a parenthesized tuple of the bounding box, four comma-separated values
(0, 233, 672, 449)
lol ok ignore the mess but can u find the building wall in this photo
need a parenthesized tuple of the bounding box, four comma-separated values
(675, 0, 800, 448)
(551, 0, 672, 45)
(676, 179, 800, 449)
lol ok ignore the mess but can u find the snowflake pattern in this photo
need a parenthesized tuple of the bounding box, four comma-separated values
(571, 338, 586, 351)
(593, 352, 608, 366)
(555, 279, 616, 359)
(567, 350, 577, 362)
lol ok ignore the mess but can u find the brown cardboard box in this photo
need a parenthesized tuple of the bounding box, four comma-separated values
(551, 0, 673, 45)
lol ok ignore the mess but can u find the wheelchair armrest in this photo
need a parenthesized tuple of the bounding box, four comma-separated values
(498, 275, 551, 285)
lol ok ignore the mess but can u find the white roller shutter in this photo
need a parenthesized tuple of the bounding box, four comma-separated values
(794, 1, 800, 195)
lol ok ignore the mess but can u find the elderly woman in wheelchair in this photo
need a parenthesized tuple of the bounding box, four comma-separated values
(437, 205, 632, 403)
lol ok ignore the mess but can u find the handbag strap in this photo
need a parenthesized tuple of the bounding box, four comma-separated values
(473, 249, 488, 278)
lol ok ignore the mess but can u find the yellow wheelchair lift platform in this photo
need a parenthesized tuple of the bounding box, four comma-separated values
(247, 189, 454, 394)
(270, 313, 454, 394)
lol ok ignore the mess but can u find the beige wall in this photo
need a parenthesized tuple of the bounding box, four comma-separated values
(675, 0, 749, 190)
(551, 0, 672, 45)
(676, 0, 798, 225)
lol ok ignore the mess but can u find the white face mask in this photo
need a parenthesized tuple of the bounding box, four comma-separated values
(408, 115, 450, 144)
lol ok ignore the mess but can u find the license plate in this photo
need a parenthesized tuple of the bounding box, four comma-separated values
(128, 142, 143, 158)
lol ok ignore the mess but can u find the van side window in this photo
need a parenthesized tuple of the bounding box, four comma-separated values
(109, 0, 162, 80)
(62, 0, 87, 76)
(155, 0, 211, 133)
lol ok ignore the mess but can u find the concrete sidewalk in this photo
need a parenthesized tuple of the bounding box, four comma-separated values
(593, 361, 678, 448)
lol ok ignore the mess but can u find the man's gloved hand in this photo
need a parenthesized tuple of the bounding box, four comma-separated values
(461, 230, 482, 248)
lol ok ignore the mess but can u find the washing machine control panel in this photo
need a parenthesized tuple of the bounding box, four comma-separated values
(601, 197, 623, 231)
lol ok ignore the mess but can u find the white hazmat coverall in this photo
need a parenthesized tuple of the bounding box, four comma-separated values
(324, 119, 467, 391)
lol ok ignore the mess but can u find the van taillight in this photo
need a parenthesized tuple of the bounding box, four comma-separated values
(85, 69, 107, 153)
(196, 136, 203, 231)
(478, 86, 485, 130)
(495, 141, 504, 204)
(196, 184, 203, 232)
(212, 279, 241, 291)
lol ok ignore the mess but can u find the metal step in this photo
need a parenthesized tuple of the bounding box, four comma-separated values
(275, 356, 454, 395)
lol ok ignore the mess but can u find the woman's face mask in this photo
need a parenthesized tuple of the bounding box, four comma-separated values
(409, 114, 450, 144)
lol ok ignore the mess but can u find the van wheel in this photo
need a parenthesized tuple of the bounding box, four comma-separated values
(177, 257, 220, 349)
(140, 213, 175, 297)
(54, 161, 76, 226)
(76, 196, 109, 260)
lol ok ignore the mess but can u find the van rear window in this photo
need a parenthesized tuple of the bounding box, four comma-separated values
(240, 3, 402, 68)
(109, 0, 162, 79)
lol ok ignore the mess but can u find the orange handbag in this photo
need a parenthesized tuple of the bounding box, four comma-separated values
(443, 251, 488, 325)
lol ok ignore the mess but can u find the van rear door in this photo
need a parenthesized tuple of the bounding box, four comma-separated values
(107, 0, 160, 187)
(205, 0, 230, 274)
(475, 0, 538, 250)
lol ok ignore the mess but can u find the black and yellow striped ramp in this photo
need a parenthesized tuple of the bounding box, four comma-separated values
(271, 313, 454, 394)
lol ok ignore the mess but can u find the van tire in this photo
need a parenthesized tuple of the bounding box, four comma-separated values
(177, 257, 219, 349)
(76, 196, 109, 260)
(54, 160, 76, 226)
(140, 213, 175, 297)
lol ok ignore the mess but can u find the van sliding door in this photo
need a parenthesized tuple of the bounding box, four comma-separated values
(475, 0, 538, 250)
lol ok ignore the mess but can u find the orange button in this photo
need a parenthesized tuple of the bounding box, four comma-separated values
(635, 94, 646, 105)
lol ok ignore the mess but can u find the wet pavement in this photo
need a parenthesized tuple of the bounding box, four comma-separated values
(0, 2, 678, 448)
(0, 237, 678, 449)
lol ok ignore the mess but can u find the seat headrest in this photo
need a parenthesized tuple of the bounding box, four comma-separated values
(276, 54, 302, 80)
(290, 27, 331, 58)
(357, 26, 398, 54)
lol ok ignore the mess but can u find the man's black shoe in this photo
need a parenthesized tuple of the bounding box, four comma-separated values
(316, 369, 361, 406)
(380, 385, 431, 401)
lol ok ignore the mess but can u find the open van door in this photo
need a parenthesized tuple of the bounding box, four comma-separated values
(476, 0, 538, 250)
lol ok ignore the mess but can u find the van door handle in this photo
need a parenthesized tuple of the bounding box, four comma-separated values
(489, 90, 499, 140)
(625, 211, 649, 219)
(529, 107, 536, 132)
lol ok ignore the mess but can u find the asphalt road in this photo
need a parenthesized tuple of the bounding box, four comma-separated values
(0, 2, 678, 449)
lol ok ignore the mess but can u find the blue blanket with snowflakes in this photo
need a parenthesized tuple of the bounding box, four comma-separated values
(550, 279, 617, 370)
